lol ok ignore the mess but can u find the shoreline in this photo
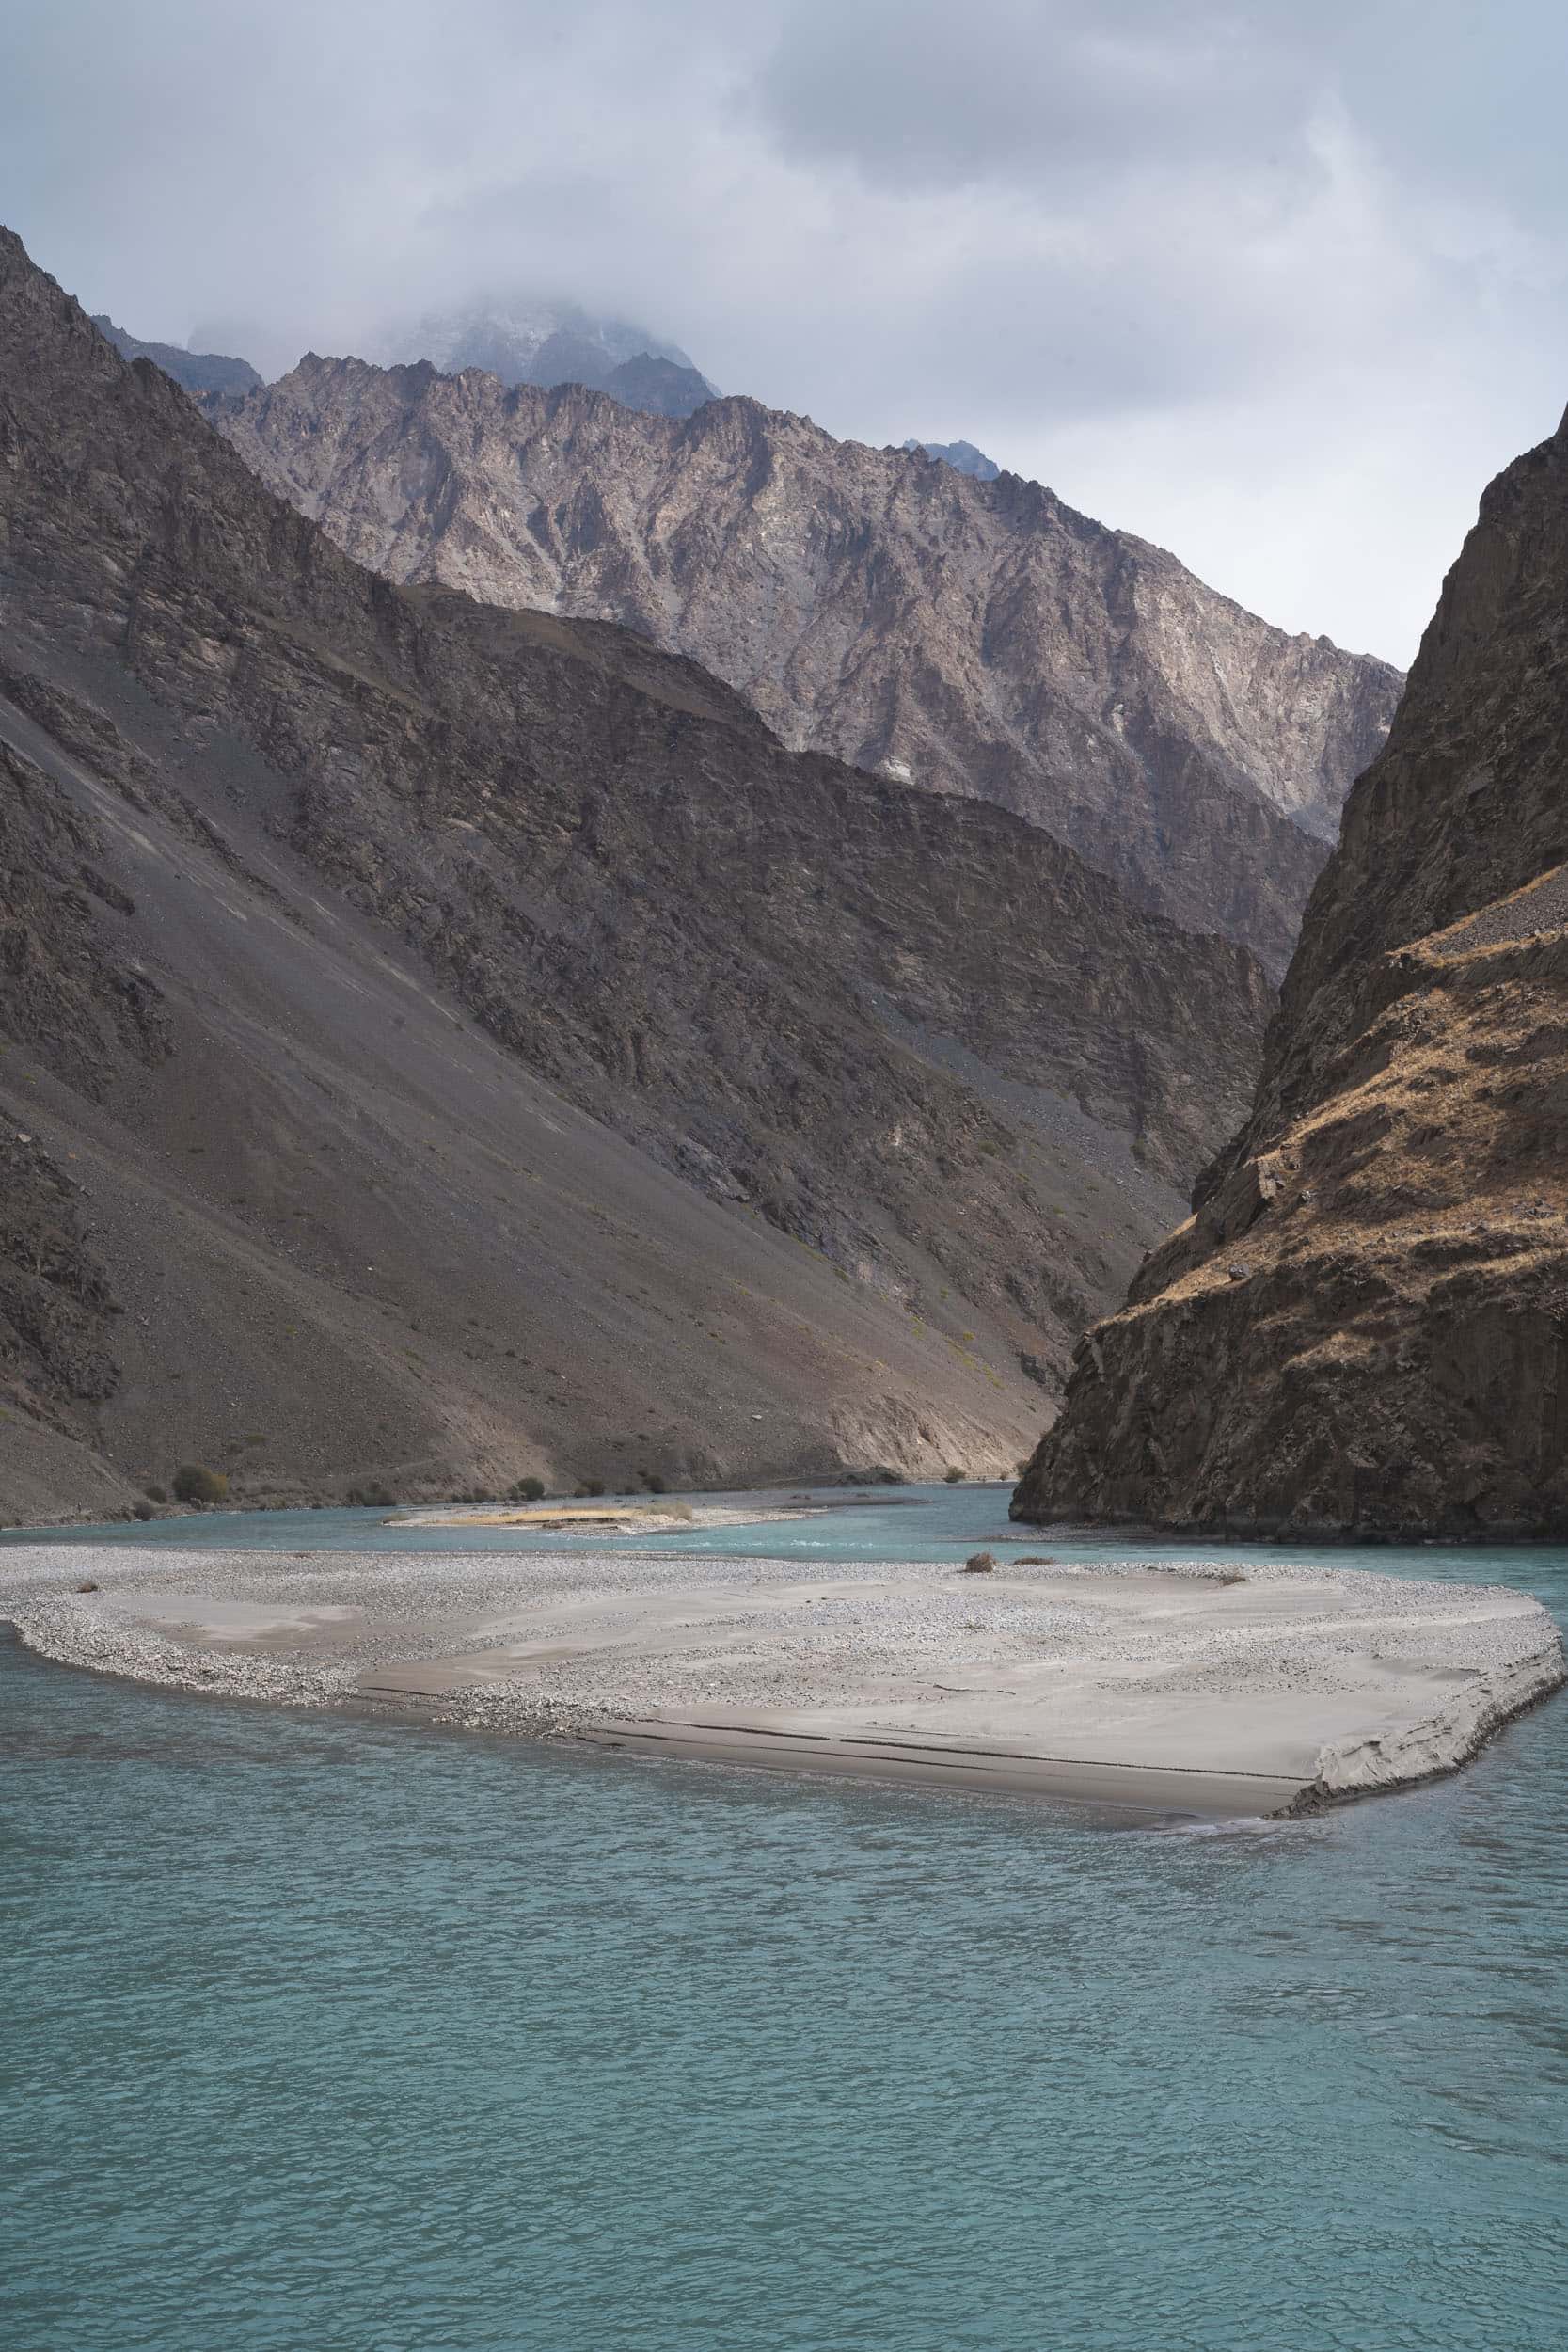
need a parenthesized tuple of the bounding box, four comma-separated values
(2, 1538, 1560, 1819)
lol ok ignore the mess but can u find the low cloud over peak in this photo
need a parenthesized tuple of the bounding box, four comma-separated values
(6, 0, 1565, 662)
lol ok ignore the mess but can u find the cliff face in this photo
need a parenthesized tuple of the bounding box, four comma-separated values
(1015, 410, 1568, 1539)
(205, 359, 1402, 972)
(0, 229, 1271, 1518)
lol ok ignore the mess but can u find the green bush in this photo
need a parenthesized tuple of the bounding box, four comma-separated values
(643, 1472, 667, 1495)
(133, 1500, 155, 1521)
(172, 1464, 229, 1506)
(943, 1466, 965, 1483)
(144, 1484, 167, 1503)
(576, 1481, 606, 1498)
(510, 1476, 546, 1502)
(347, 1482, 396, 1509)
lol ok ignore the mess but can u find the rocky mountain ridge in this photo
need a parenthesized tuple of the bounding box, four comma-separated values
(203, 355, 1403, 970)
(372, 297, 717, 414)
(1015, 405, 1568, 1538)
(0, 228, 1269, 1520)
(904, 438, 1001, 481)
(91, 315, 262, 399)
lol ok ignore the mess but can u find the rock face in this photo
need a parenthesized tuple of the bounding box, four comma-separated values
(1015, 407, 1568, 1539)
(0, 228, 1271, 1519)
(90, 315, 262, 399)
(203, 359, 1403, 972)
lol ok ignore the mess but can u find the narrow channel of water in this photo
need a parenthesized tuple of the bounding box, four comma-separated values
(4, 1494, 1566, 2349)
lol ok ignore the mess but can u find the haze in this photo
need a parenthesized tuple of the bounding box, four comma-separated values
(6, 0, 1564, 662)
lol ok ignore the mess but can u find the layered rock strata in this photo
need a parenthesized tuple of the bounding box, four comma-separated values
(205, 358, 1403, 969)
(1016, 408, 1568, 1537)
(0, 229, 1268, 1516)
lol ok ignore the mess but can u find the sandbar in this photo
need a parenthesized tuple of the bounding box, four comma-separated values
(1, 1542, 1560, 1816)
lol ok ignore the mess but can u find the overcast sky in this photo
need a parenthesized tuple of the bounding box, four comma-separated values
(6, 0, 1565, 663)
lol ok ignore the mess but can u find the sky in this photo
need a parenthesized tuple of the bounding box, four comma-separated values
(5, 0, 1566, 665)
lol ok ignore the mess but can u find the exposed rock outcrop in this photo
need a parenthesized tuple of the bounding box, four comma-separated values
(204, 358, 1402, 971)
(1015, 406, 1568, 1539)
(0, 228, 1270, 1518)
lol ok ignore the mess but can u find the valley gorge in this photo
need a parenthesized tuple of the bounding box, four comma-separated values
(1016, 405, 1568, 1539)
(203, 357, 1403, 973)
(0, 229, 1270, 1522)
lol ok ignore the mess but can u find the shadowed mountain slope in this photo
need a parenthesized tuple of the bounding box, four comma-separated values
(0, 229, 1270, 1520)
(91, 314, 262, 400)
(205, 356, 1402, 971)
(1016, 406, 1568, 1538)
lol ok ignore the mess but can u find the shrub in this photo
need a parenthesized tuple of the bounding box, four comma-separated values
(172, 1464, 229, 1506)
(347, 1482, 396, 1509)
(145, 1484, 167, 1503)
(510, 1475, 546, 1502)
(576, 1481, 606, 1498)
(943, 1467, 964, 1484)
(133, 1500, 155, 1521)
(643, 1472, 667, 1494)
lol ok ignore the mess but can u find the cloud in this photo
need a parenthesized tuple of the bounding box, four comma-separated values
(2, 0, 1565, 660)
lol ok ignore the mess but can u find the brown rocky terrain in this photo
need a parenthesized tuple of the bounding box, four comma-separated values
(1015, 405, 1568, 1539)
(0, 228, 1271, 1521)
(204, 358, 1403, 972)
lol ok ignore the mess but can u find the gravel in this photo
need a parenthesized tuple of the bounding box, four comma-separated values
(2, 1539, 1557, 1743)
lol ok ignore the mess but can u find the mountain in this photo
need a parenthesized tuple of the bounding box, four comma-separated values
(205, 358, 1402, 972)
(0, 228, 1271, 1522)
(602, 353, 712, 418)
(904, 437, 1000, 481)
(370, 298, 717, 409)
(90, 314, 262, 399)
(1015, 407, 1568, 1539)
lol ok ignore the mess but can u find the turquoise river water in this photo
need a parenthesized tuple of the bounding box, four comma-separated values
(3, 1487, 1567, 2349)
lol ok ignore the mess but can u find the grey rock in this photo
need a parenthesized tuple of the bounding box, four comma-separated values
(205, 358, 1402, 971)
(0, 227, 1269, 1520)
(90, 314, 261, 399)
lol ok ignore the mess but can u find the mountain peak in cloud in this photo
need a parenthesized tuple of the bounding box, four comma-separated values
(370, 297, 717, 403)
